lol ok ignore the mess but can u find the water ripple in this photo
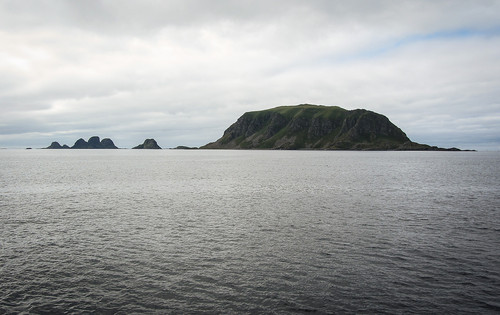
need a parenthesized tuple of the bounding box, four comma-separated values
(1, 150, 499, 313)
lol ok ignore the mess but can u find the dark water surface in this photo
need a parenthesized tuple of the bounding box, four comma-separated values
(1, 150, 499, 314)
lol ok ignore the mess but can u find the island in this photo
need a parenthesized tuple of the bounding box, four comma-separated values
(201, 104, 466, 150)
(132, 139, 162, 149)
(46, 142, 70, 149)
(173, 146, 198, 150)
(45, 136, 118, 149)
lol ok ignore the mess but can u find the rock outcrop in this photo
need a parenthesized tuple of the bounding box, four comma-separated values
(100, 138, 117, 149)
(202, 104, 464, 150)
(71, 136, 118, 149)
(71, 138, 89, 149)
(174, 146, 198, 149)
(46, 136, 118, 149)
(46, 141, 69, 149)
(133, 139, 162, 149)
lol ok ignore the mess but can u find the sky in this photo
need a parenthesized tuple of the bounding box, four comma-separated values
(1, 0, 499, 150)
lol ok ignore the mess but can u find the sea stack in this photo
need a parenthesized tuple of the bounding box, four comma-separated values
(46, 141, 69, 149)
(132, 139, 162, 149)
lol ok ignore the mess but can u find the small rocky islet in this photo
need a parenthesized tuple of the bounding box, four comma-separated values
(46, 136, 118, 149)
(132, 139, 162, 149)
(46, 142, 70, 149)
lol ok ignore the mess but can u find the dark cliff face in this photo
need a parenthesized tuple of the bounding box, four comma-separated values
(202, 104, 444, 150)
(133, 139, 162, 149)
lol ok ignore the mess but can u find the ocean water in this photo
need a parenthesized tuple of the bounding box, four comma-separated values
(1, 149, 499, 314)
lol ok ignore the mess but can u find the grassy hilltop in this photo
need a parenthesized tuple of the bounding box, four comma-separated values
(202, 104, 459, 150)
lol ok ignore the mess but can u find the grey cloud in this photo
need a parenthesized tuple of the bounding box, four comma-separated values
(2, 1, 499, 33)
(1, 1, 499, 149)
(0, 0, 292, 33)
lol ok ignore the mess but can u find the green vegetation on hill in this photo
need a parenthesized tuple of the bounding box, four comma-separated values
(202, 104, 460, 150)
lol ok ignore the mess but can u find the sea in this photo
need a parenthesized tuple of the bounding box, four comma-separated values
(1, 149, 499, 314)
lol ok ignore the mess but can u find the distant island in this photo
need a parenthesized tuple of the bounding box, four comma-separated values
(133, 139, 162, 149)
(173, 146, 199, 150)
(46, 136, 118, 149)
(46, 142, 70, 149)
(202, 104, 469, 150)
(42, 105, 473, 151)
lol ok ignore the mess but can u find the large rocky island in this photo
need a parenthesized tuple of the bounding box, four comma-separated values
(46, 136, 118, 149)
(202, 104, 463, 150)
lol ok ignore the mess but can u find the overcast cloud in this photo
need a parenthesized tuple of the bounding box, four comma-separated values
(1, 0, 499, 149)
